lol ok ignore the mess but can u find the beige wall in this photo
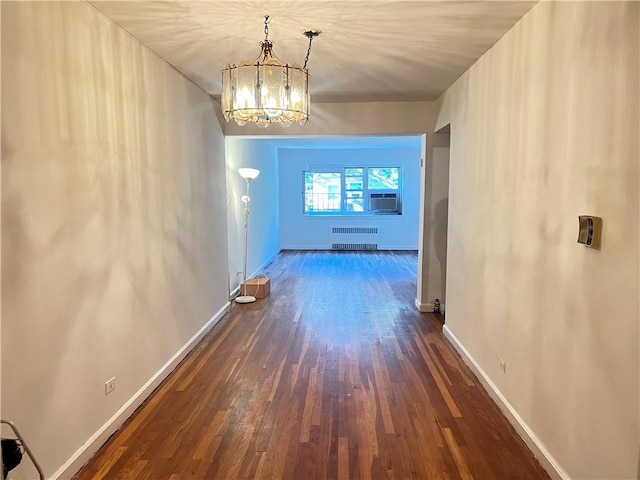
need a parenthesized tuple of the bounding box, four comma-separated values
(428, 140, 450, 306)
(222, 100, 438, 137)
(416, 133, 451, 312)
(1, 2, 229, 478)
(436, 1, 639, 478)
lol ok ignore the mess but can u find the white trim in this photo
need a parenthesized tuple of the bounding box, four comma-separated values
(415, 299, 431, 312)
(230, 284, 241, 299)
(53, 303, 231, 480)
(443, 325, 569, 480)
(414, 300, 445, 313)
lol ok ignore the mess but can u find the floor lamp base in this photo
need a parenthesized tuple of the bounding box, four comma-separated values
(235, 295, 256, 304)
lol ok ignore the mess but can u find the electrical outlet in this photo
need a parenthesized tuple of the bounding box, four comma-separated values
(105, 377, 116, 395)
(497, 356, 507, 373)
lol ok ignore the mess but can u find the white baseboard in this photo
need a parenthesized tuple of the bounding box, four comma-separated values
(415, 298, 430, 311)
(443, 325, 569, 480)
(230, 285, 241, 299)
(414, 299, 445, 313)
(53, 303, 230, 480)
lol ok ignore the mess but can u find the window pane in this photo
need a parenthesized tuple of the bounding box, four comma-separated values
(345, 167, 363, 215)
(304, 172, 314, 212)
(304, 172, 341, 212)
(345, 177, 363, 191)
(368, 167, 399, 190)
(346, 191, 364, 212)
(345, 168, 363, 191)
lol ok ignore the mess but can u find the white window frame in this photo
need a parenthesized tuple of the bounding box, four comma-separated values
(303, 165, 402, 216)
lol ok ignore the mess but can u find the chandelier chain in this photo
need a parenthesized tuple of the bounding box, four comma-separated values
(264, 15, 269, 39)
(303, 35, 314, 70)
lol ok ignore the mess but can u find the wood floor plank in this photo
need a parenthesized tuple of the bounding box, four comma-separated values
(338, 436, 349, 480)
(409, 323, 462, 418)
(74, 251, 550, 480)
(443, 427, 474, 480)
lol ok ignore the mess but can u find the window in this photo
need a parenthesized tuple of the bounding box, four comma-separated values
(368, 167, 399, 190)
(303, 166, 401, 215)
(304, 172, 341, 213)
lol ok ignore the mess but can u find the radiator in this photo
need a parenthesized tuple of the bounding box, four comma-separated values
(331, 227, 378, 234)
(331, 226, 379, 250)
(331, 243, 378, 251)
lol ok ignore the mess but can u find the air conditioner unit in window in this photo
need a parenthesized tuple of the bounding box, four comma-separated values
(369, 193, 400, 214)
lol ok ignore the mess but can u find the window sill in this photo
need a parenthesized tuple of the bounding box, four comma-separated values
(305, 212, 403, 217)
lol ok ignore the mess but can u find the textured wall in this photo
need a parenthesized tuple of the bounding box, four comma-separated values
(222, 101, 438, 137)
(1, 2, 228, 477)
(426, 141, 450, 306)
(437, 1, 639, 478)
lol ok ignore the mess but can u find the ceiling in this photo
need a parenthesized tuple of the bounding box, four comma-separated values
(89, 1, 538, 104)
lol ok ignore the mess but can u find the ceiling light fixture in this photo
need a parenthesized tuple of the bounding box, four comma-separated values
(221, 15, 321, 127)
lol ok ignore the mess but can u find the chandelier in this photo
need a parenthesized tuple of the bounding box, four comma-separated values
(221, 16, 321, 127)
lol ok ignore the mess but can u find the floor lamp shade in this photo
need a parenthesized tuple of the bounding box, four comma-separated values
(236, 167, 260, 304)
(239, 168, 260, 180)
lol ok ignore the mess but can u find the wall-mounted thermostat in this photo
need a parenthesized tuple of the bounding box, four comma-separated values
(577, 216, 602, 248)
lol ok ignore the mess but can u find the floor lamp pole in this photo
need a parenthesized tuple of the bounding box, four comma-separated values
(236, 168, 260, 304)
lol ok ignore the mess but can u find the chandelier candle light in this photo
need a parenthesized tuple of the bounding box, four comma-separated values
(221, 15, 321, 127)
(236, 167, 261, 304)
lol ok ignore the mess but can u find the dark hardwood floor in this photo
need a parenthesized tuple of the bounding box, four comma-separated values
(74, 251, 549, 479)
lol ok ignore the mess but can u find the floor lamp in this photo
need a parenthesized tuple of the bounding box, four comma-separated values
(236, 167, 260, 304)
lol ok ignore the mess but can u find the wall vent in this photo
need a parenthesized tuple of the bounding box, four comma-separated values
(331, 227, 378, 234)
(331, 243, 378, 251)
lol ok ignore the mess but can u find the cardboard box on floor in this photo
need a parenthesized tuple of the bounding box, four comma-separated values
(242, 277, 270, 299)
